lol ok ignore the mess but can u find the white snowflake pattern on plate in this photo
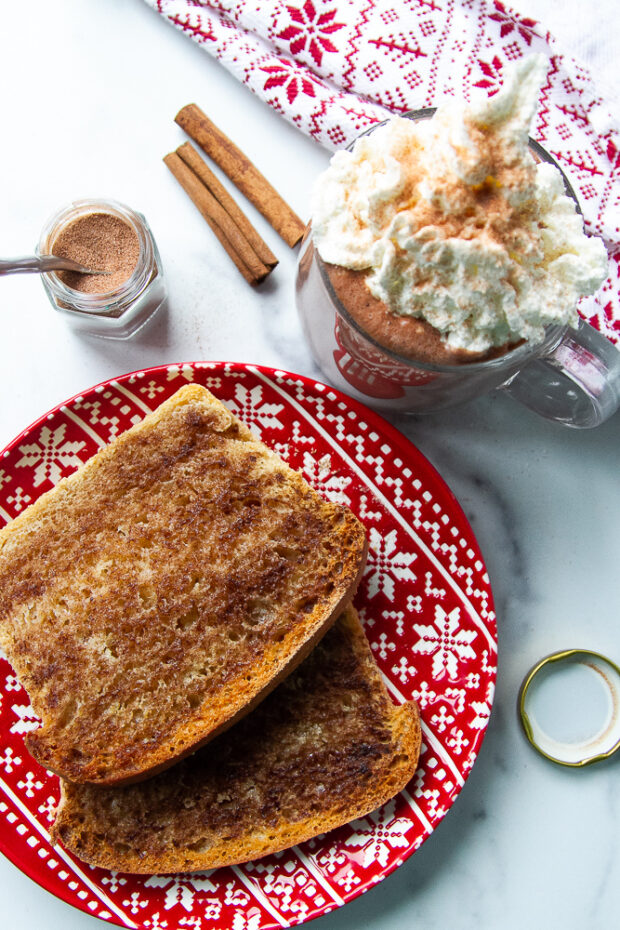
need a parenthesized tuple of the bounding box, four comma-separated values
(0, 362, 497, 930)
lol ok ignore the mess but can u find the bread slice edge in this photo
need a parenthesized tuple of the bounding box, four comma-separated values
(52, 607, 422, 873)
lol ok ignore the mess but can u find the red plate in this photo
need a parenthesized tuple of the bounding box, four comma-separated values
(0, 362, 497, 929)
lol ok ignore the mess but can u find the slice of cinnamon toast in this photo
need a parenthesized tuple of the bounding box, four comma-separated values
(52, 605, 421, 872)
(0, 385, 367, 786)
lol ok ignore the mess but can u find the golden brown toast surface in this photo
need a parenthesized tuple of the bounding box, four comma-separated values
(0, 385, 367, 785)
(53, 606, 421, 872)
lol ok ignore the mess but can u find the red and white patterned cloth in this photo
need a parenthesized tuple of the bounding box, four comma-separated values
(148, 0, 620, 348)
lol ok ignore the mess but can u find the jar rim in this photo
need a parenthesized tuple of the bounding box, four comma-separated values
(37, 198, 154, 313)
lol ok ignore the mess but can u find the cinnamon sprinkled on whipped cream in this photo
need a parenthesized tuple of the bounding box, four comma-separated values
(311, 55, 608, 355)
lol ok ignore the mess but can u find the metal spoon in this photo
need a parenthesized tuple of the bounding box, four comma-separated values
(0, 255, 111, 276)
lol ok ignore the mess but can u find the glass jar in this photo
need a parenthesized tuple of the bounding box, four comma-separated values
(37, 198, 167, 339)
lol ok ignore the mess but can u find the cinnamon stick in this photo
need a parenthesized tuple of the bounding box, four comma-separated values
(176, 142, 278, 269)
(163, 152, 271, 286)
(175, 104, 306, 248)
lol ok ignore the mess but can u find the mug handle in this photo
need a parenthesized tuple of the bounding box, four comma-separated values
(501, 318, 620, 428)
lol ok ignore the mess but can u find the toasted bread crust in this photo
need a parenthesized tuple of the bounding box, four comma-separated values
(0, 385, 367, 786)
(52, 606, 421, 872)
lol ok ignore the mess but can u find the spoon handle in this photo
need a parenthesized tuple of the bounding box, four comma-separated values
(0, 256, 106, 276)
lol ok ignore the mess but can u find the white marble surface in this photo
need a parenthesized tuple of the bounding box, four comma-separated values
(0, 1, 619, 929)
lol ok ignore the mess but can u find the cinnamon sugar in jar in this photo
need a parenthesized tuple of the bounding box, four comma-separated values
(37, 199, 166, 338)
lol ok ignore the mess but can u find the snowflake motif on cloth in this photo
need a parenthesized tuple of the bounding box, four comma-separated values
(276, 2, 345, 68)
(260, 56, 324, 105)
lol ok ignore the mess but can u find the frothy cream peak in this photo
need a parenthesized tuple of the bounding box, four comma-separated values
(311, 55, 608, 355)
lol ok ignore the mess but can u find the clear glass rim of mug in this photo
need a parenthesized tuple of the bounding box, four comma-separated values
(313, 107, 578, 377)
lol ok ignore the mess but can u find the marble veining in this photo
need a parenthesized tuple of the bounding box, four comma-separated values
(0, 1, 618, 929)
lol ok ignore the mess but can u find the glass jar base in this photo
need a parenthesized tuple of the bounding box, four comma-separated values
(52, 288, 167, 339)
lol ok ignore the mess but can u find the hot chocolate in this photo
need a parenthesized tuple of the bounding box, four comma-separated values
(323, 261, 516, 366)
(310, 55, 608, 367)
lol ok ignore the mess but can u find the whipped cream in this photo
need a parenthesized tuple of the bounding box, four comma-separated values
(311, 55, 609, 355)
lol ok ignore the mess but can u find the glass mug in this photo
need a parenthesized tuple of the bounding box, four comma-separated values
(295, 111, 620, 427)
